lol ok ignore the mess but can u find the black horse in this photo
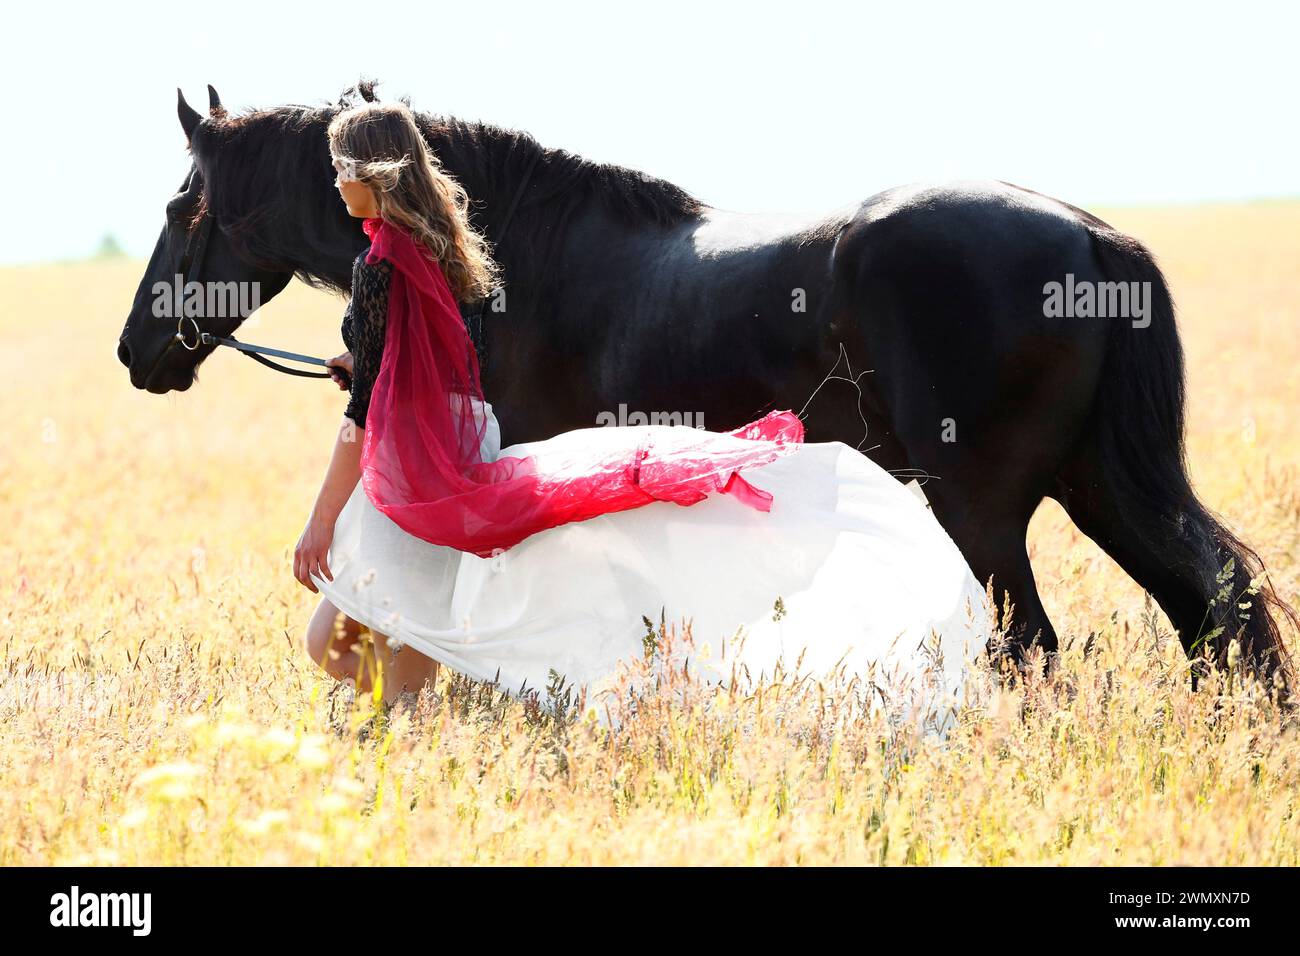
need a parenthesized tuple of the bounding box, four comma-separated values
(117, 82, 1294, 689)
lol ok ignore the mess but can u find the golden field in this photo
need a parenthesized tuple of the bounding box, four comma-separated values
(1, 201, 1298, 866)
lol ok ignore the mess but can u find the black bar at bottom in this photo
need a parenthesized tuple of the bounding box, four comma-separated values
(0, 866, 1282, 940)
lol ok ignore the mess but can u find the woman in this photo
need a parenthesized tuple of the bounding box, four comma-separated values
(297, 101, 991, 727)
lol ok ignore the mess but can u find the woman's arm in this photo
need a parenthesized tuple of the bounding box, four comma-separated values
(315, 419, 365, 521)
(293, 256, 393, 592)
(294, 420, 362, 592)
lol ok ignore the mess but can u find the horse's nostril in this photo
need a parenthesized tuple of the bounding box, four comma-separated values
(117, 339, 132, 368)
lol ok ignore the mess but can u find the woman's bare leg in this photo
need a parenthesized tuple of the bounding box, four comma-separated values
(370, 629, 441, 705)
(304, 597, 439, 702)
(303, 597, 373, 685)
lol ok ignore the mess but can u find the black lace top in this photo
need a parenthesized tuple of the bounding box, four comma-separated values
(340, 249, 394, 430)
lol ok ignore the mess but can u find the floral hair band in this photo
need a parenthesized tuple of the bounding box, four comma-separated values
(332, 155, 361, 183)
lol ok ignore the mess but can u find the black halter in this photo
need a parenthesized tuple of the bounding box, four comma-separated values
(171, 209, 339, 380)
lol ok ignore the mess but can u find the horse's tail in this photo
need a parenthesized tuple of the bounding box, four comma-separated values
(1073, 222, 1295, 695)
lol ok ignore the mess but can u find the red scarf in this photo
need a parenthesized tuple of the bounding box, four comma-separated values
(358, 216, 805, 557)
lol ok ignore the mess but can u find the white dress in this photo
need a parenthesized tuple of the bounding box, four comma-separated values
(311, 400, 991, 731)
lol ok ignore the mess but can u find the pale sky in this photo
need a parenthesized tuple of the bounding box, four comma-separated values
(2, 0, 1297, 263)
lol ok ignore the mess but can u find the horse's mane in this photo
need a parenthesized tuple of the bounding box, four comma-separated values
(193, 78, 704, 293)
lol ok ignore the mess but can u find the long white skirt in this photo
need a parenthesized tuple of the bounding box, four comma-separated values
(311, 401, 992, 730)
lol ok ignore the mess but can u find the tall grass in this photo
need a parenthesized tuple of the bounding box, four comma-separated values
(1, 203, 1297, 865)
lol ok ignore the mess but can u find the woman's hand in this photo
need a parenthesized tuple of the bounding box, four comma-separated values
(326, 351, 354, 391)
(294, 511, 336, 593)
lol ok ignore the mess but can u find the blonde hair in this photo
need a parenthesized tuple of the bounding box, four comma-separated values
(327, 102, 500, 303)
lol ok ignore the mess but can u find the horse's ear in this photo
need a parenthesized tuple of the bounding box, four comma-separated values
(177, 87, 201, 141)
(207, 84, 227, 119)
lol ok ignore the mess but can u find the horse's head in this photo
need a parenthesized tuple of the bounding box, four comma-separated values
(117, 85, 349, 393)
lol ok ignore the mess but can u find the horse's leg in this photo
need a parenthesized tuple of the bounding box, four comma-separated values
(864, 342, 1077, 666)
(1052, 432, 1294, 691)
(846, 338, 1071, 666)
(921, 475, 1057, 665)
(1049, 223, 1296, 691)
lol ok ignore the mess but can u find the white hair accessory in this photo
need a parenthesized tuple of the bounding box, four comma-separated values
(332, 155, 361, 183)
